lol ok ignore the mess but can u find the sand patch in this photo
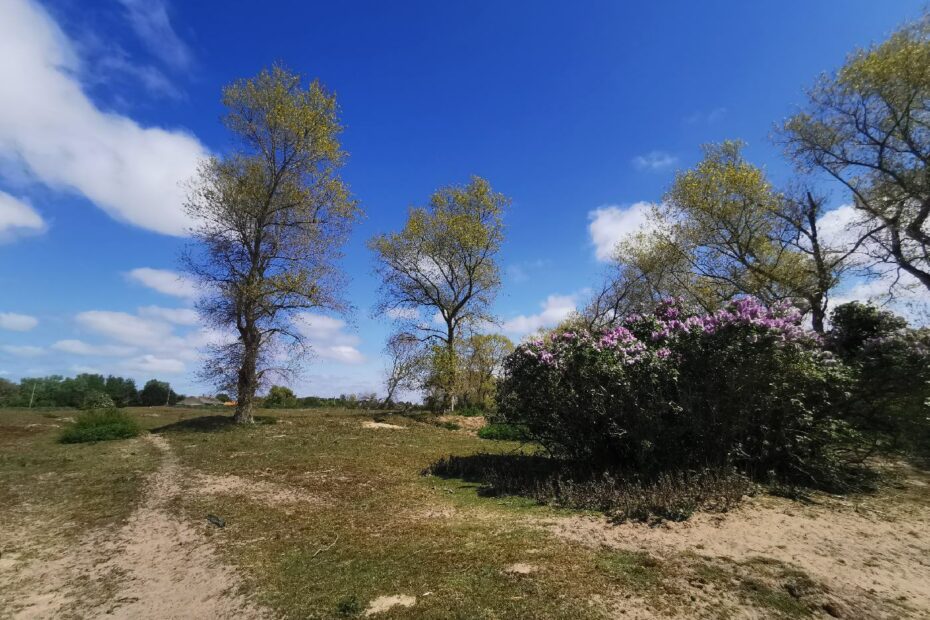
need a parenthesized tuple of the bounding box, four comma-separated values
(362, 421, 405, 430)
(364, 594, 416, 616)
(503, 563, 537, 575)
(549, 480, 930, 617)
(192, 472, 320, 505)
(437, 415, 487, 432)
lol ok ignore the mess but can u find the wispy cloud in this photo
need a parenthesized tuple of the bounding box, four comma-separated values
(0, 191, 45, 242)
(116, 0, 192, 71)
(632, 151, 678, 172)
(126, 268, 199, 300)
(684, 107, 727, 125)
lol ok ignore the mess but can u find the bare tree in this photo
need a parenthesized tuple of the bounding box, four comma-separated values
(382, 332, 425, 408)
(184, 66, 360, 423)
(369, 176, 508, 411)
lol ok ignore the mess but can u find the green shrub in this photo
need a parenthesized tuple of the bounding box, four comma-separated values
(497, 298, 863, 489)
(478, 422, 530, 441)
(59, 409, 141, 444)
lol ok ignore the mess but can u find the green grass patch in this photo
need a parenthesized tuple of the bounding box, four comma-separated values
(59, 409, 141, 444)
(477, 422, 529, 441)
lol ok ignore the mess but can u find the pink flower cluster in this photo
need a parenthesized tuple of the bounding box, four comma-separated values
(514, 297, 815, 371)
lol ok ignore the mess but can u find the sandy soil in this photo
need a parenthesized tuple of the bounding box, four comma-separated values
(4, 434, 268, 619)
(549, 471, 930, 619)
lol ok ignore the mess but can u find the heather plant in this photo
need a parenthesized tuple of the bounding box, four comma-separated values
(498, 297, 863, 488)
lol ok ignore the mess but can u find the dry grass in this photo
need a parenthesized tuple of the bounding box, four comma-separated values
(1, 406, 928, 619)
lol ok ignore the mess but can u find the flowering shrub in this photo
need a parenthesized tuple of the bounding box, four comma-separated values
(497, 298, 860, 487)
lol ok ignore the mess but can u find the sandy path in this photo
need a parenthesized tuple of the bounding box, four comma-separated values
(6, 434, 268, 619)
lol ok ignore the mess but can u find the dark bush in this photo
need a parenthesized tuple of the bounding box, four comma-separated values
(477, 422, 530, 441)
(59, 409, 141, 443)
(497, 298, 864, 489)
(827, 301, 908, 362)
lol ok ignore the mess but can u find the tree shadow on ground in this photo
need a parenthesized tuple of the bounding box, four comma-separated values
(424, 452, 754, 522)
(151, 414, 276, 434)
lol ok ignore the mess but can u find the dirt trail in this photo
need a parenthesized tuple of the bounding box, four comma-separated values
(7, 434, 268, 619)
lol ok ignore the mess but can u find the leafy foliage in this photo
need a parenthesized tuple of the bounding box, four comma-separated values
(828, 302, 930, 459)
(184, 65, 360, 423)
(59, 409, 141, 444)
(370, 176, 509, 410)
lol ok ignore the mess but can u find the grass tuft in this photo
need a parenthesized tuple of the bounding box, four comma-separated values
(477, 422, 530, 441)
(59, 409, 141, 444)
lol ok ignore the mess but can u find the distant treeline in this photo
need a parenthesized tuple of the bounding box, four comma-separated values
(0, 374, 182, 408)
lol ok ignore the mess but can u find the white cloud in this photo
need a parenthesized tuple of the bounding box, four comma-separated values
(116, 0, 192, 71)
(76, 310, 174, 348)
(138, 305, 199, 325)
(52, 339, 136, 357)
(294, 313, 366, 364)
(0, 190, 44, 241)
(122, 354, 185, 374)
(588, 202, 655, 261)
(0, 312, 38, 331)
(503, 294, 578, 335)
(1, 344, 44, 357)
(0, 0, 208, 236)
(127, 268, 198, 299)
(632, 151, 678, 171)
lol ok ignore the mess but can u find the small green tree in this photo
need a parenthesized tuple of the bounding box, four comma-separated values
(140, 380, 177, 406)
(264, 385, 298, 408)
(370, 176, 509, 411)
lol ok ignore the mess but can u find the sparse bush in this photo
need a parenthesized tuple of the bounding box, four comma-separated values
(59, 408, 141, 444)
(477, 422, 529, 441)
(426, 453, 753, 522)
(497, 298, 863, 489)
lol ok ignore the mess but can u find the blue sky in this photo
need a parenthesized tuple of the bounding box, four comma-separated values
(0, 0, 927, 396)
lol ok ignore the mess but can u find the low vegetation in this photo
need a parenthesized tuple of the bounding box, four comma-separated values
(58, 408, 141, 444)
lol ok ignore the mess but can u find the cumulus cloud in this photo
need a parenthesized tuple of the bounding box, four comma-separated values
(0, 0, 208, 236)
(588, 202, 655, 261)
(138, 305, 199, 325)
(116, 0, 192, 71)
(294, 313, 366, 364)
(0, 312, 38, 331)
(632, 151, 678, 171)
(52, 339, 136, 357)
(502, 294, 578, 335)
(0, 190, 44, 241)
(126, 268, 199, 299)
(0, 344, 44, 357)
(76, 310, 175, 348)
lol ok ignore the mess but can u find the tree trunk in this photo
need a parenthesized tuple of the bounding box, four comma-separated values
(234, 332, 259, 424)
